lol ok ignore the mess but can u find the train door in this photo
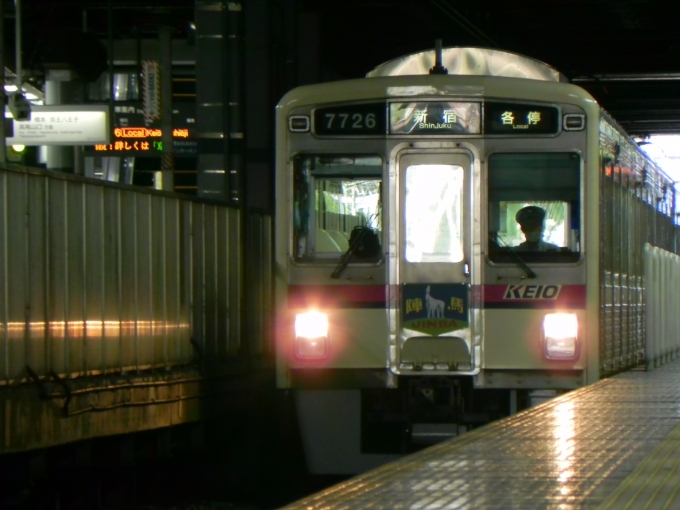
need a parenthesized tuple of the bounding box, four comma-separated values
(389, 145, 477, 375)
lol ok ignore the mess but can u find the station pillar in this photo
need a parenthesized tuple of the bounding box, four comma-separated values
(195, 0, 245, 203)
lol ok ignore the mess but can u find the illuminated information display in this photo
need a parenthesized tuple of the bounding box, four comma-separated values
(94, 128, 191, 152)
(390, 102, 481, 135)
(314, 103, 386, 135)
(85, 102, 196, 156)
(484, 103, 559, 134)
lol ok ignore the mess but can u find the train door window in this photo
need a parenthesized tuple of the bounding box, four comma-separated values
(488, 153, 581, 263)
(404, 164, 464, 263)
(293, 154, 382, 261)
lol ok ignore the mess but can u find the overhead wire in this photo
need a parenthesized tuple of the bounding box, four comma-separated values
(429, 0, 499, 48)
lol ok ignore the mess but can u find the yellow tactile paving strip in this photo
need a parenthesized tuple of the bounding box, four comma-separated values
(596, 420, 680, 510)
(281, 361, 680, 509)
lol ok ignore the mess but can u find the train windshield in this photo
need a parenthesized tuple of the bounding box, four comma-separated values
(293, 154, 382, 261)
(488, 152, 581, 263)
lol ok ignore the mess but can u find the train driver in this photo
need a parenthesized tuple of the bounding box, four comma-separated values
(514, 206, 559, 251)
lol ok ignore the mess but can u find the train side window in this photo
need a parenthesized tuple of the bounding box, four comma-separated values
(293, 154, 382, 262)
(488, 153, 581, 263)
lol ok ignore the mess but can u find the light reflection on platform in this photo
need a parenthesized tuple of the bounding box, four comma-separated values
(281, 361, 680, 509)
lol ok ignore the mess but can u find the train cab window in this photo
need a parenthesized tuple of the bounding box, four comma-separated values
(293, 154, 382, 262)
(488, 153, 581, 263)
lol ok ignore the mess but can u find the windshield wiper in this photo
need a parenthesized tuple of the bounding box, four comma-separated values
(330, 249, 353, 279)
(494, 234, 537, 279)
(330, 224, 383, 278)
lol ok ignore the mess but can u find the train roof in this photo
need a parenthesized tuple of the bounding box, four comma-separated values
(277, 73, 596, 112)
(366, 47, 568, 83)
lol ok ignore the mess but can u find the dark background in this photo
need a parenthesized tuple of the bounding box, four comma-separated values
(5, 0, 680, 134)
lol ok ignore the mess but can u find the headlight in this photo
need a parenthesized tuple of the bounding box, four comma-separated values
(543, 313, 579, 360)
(294, 311, 329, 359)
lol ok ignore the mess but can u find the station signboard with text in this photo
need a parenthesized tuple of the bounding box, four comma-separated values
(5, 105, 109, 145)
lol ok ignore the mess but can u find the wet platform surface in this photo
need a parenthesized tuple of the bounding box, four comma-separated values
(281, 359, 680, 509)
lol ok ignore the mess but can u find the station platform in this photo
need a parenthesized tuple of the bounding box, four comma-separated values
(281, 358, 680, 509)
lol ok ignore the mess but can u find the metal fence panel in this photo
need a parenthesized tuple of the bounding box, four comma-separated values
(247, 213, 273, 358)
(227, 209, 241, 355)
(134, 193, 154, 370)
(26, 175, 47, 376)
(0, 165, 273, 384)
(645, 244, 680, 368)
(150, 194, 166, 368)
(102, 189, 122, 371)
(84, 184, 106, 374)
(2, 172, 28, 381)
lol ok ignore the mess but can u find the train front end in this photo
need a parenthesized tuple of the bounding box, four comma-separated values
(275, 48, 599, 473)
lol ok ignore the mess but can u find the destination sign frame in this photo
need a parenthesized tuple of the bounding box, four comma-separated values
(484, 102, 560, 135)
(310, 101, 562, 137)
(390, 101, 481, 135)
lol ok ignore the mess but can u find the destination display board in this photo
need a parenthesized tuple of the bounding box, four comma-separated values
(484, 102, 559, 134)
(310, 101, 561, 137)
(390, 101, 481, 135)
(85, 102, 197, 156)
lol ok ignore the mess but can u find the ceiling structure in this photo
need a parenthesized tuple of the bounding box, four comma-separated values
(298, 0, 680, 135)
(5, 0, 680, 134)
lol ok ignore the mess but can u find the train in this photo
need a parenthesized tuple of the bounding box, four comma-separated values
(274, 46, 680, 474)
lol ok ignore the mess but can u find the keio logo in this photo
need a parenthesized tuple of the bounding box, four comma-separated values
(504, 285, 561, 300)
